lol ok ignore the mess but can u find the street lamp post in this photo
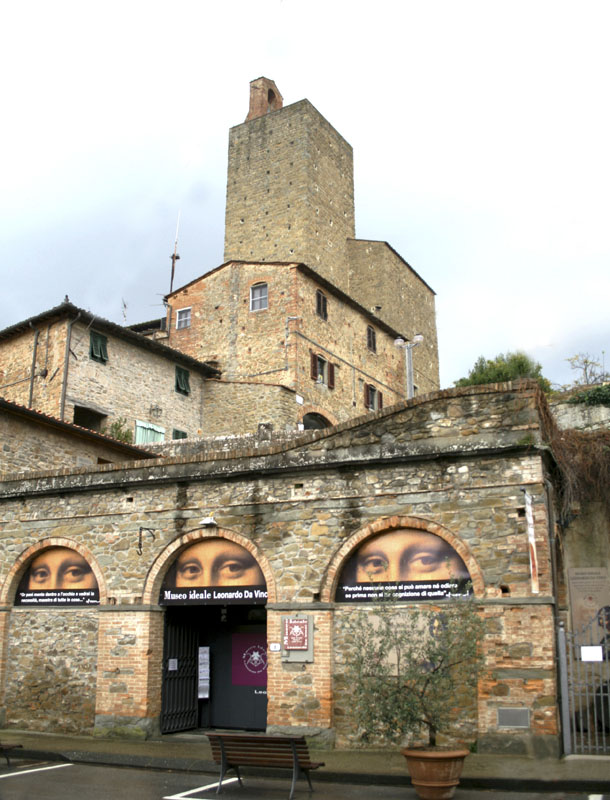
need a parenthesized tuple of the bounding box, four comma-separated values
(394, 334, 424, 400)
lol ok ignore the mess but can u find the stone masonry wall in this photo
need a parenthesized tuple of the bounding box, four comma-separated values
(0, 317, 208, 442)
(202, 380, 297, 435)
(167, 262, 406, 430)
(5, 608, 98, 733)
(0, 411, 150, 475)
(224, 100, 355, 290)
(65, 321, 207, 441)
(347, 239, 440, 393)
(0, 384, 560, 750)
(0, 319, 67, 415)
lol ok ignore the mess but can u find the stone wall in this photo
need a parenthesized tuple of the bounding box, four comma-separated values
(0, 320, 67, 414)
(5, 608, 98, 732)
(550, 399, 610, 432)
(0, 316, 209, 442)
(224, 99, 355, 288)
(0, 383, 561, 752)
(202, 380, 298, 435)
(166, 262, 406, 429)
(0, 408, 152, 475)
(347, 239, 439, 394)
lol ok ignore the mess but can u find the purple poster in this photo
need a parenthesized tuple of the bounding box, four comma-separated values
(232, 633, 267, 687)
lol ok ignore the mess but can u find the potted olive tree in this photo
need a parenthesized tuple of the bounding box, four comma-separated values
(342, 590, 485, 800)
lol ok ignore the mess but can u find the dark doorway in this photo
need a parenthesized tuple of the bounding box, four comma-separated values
(161, 605, 267, 734)
(302, 412, 331, 430)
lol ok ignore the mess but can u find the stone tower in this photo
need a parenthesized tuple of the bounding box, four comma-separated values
(224, 77, 356, 294)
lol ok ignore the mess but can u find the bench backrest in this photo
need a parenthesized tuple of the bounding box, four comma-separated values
(207, 733, 316, 768)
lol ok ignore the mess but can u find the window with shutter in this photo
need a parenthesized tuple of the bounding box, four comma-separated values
(310, 351, 318, 380)
(310, 352, 334, 388)
(175, 366, 191, 395)
(365, 384, 382, 410)
(89, 331, 108, 363)
(316, 290, 328, 320)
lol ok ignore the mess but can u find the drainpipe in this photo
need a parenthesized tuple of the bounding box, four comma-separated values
(284, 316, 300, 374)
(59, 313, 81, 421)
(28, 324, 40, 408)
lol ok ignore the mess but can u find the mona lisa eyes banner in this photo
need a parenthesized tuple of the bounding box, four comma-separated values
(336, 529, 472, 603)
(159, 538, 267, 606)
(15, 547, 100, 606)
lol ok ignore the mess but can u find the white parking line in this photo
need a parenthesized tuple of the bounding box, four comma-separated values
(164, 776, 239, 799)
(0, 763, 72, 779)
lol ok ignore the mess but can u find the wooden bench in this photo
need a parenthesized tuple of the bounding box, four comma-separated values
(0, 743, 22, 766)
(206, 732, 324, 800)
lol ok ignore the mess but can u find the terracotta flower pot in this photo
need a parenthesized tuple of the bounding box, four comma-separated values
(401, 747, 469, 800)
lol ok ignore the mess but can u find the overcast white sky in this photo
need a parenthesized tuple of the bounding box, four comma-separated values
(1, 0, 608, 389)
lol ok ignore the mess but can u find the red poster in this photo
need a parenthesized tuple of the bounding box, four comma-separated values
(232, 633, 267, 687)
(283, 618, 309, 650)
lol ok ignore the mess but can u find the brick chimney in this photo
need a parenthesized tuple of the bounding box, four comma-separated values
(245, 77, 283, 121)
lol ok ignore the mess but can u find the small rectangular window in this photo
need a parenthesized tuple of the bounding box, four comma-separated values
(316, 290, 328, 320)
(73, 406, 106, 432)
(172, 429, 188, 440)
(176, 308, 191, 329)
(367, 325, 377, 353)
(89, 331, 108, 363)
(310, 352, 335, 389)
(365, 384, 383, 411)
(250, 283, 268, 311)
(135, 420, 164, 444)
(175, 366, 191, 395)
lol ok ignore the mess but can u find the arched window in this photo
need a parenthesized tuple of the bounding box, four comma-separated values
(250, 283, 268, 311)
(302, 412, 332, 430)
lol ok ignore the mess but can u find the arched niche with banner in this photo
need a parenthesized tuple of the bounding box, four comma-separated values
(14, 545, 100, 607)
(327, 516, 483, 603)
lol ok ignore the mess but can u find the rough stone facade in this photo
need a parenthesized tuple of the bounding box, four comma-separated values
(0, 399, 154, 474)
(347, 239, 439, 393)
(0, 305, 217, 443)
(166, 262, 409, 427)
(550, 399, 610, 432)
(5, 608, 98, 733)
(224, 98, 355, 284)
(222, 80, 440, 395)
(0, 382, 563, 755)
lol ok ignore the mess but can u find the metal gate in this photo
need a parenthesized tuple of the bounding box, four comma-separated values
(160, 611, 198, 733)
(558, 611, 610, 754)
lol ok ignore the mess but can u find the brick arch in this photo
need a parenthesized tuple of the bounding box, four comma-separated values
(0, 538, 109, 606)
(320, 515, 484, 602)
(142, 527, 276, 605)
(298, 404, 339, 427)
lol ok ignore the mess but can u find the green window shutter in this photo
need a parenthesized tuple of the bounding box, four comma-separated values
(175, 366, 190, 395)
(172, 429, 188, 440)
(90, 331, 108, 363)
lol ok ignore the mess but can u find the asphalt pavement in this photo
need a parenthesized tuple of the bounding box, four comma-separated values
(0, 728, 608, 794)
(0, 761, 602, 800)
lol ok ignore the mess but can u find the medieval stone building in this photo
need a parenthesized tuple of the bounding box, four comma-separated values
(0, 78, 600, 758)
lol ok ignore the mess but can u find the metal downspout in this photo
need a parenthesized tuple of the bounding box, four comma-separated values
(28, 325, 40, 408)
(59, 313, 81, 421)
(545, 476, 571, 754)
